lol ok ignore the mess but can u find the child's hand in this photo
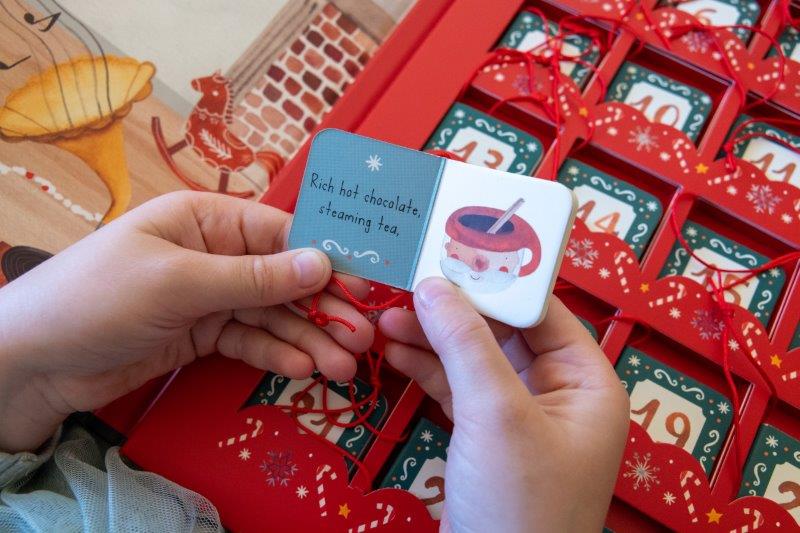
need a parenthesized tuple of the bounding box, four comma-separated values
(379, 278, 629, 532)
(0, 192, 372, 453)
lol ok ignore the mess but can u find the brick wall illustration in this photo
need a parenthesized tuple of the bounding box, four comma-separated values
(230, 3, 377, 161)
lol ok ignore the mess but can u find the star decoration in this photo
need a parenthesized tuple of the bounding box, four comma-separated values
(238, 448, 252, 461)
(766, 435, 779, 448)
(568, 165, 579, 175)
(662, 491, 676, 505)
(628, 354, 641, 367)
(578, 107, 589, 117)
(695, 163, 709, 174)
(686, 226, 698, 237)
(296, 485, 309, 499)
(669, 307, 681, 319)
(420, 430, 434, 443)
(706, 508, 723, 524)
(338, 503, 351, 519)
(769, 268, 781, 278)
(770, 354, 783, 368)
(717, 401, 730, 415)
(747, 61, 755, 70)
(639, 282, 650, 293)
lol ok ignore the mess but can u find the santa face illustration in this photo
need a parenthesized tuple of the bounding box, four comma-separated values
(440, 206, 541, 294)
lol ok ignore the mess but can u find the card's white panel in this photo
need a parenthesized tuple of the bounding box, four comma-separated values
(411, 159, 576, 328)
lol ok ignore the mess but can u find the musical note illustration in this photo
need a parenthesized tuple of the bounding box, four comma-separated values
(23, 10, 60, 31)
(0, 55, 30, 70)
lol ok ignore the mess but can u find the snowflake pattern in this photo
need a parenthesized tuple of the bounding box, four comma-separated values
(628, 126, 658, 152)
(680, 31, 713, 54)
(659, 151, 671, 161)
(260, 451, 298, 487)
(690, 309, 726, 341)
(746, 184, 781, 214)
(296, 485, 309, 499)
(686, 226, 698, 237)
(565, 238, 599, 269)
(726, 185, 738, 196)
(668, 307, 681, 319)
(782, 213, 793, 224)
(420, 430, 434, 443)
(728, 339, 740, 351)
(628, 354, 641, 367)
(663, 491, 676, 505)
(717, 401, 730, 415)
(238, 448, 252, 461)
(623, 452, 660, 491)
(646, 200, 658, 212)
(766, 435, 779, 448)
(599, 267, 611, 279)
(366, 155, 383, 172)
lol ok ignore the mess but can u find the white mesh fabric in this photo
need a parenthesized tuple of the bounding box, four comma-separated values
(0, 426, 222, 532)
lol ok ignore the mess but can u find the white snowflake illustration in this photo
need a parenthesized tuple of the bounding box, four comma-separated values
(746, 184, 781, 214)
(608, 126, 618, 136)
(727, 185, 738, 195)
(599, 267, 611, 279)
(628, 354, 641, 367)
(717, 401, 730, 415)
(728, 339, 740, 351)
(260, 451, 298, 487)
(238, 448, 252, 461)
(782, 213, 793, 224)
(454, 109, 465, 119)
(296, 485, 309, 499)
(645, 200, 658, 212)
(568, 165, 580, 175)
(366, 154, 383, 172)
(526, 142, 539, 152)
(659, 151, 671, 162)
(420, 430, 434, 443)
(667, 307, 680, 319)
(663, 491, 676, 505)
(680, 31, 713, 54)
(690, 309, 726, 341)
(769, 268, 781, 278)
(766, 435, 779, 448)
(628, 126, 658, 152)
(685, 226, 698, 237)
(623, 452, 660, 491)
(565, 238, 599, 269)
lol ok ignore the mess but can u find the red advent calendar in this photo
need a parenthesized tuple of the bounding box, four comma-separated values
(112, 1, 800, 531)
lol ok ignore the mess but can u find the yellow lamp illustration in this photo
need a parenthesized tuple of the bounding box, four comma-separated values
(0, 55, 155, 225)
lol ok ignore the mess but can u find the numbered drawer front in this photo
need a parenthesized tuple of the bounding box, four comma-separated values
(616, 348, 734, 473)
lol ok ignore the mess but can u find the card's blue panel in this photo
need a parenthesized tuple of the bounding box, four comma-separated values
(289, 129, 444, 289)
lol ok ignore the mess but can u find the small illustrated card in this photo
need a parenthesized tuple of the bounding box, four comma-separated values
(557, 158, 663, 258)
(661, 0, 760, 41)
(380, 418, 450, 520)
(606, 62, 712, 141)
(727, 116, 800, 189)
(289, 129, 577, 328)
(496, 11, 600, 87)
(739, 424, 800, 525)
(423, 103, 543, 175)
(616, 348, 734, 473)
(246, 371, 387, 468)
(659, 221, 786, 325)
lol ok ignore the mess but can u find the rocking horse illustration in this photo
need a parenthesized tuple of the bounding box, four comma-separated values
(152, 71, 284, 198)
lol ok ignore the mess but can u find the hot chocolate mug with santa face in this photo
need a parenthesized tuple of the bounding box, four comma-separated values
(441, 205, 541, 294)
(290, 129, 576, 328)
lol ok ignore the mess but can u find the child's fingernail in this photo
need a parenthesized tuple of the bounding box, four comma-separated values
(415, 278, 455, 310)
(293, 250, 326, 288)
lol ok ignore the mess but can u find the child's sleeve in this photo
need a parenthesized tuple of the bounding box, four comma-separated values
(0, 428, 60, 489)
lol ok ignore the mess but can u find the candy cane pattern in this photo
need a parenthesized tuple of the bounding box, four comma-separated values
(315, 464, 338, 518)
(648, 281, 687, 308)
(593, 106, 623, 128)
(740, 321, 763, 363)
(613, 250, 635, 294)
(217, 417, 263, 448)
(707, 167, 741, 187)
(348, 502, 395, 533)
(673, 139, 692, 174)
(729, 507, 763, 533)
(680, 470, 702, 524)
